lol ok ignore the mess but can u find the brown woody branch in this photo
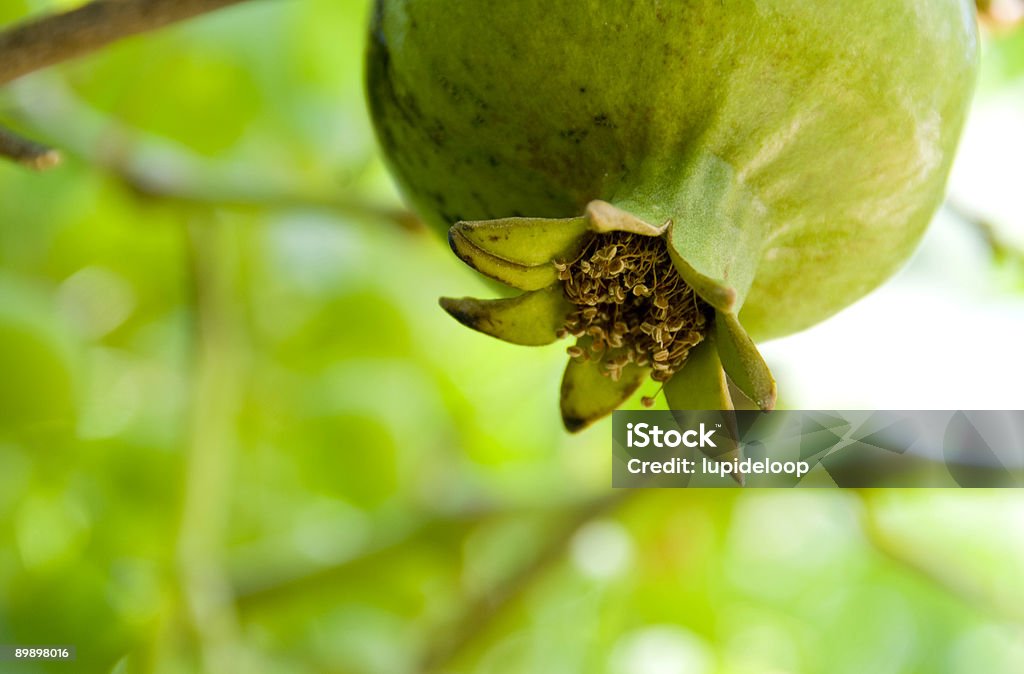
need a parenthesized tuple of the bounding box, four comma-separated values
(0, 0, 258, 87)
(0, 124, 61, 169)
(0, 0, 263, 170)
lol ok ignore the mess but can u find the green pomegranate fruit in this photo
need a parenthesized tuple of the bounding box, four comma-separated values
(366, 0, 978, 430)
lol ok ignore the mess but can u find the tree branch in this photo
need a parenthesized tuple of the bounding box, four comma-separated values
(0, 0, 266, 170)
(946, 201, 1024, 274)
(0, 124, 61, 169)
(8, 78, 425, 231)
(0, 0, 260, 87)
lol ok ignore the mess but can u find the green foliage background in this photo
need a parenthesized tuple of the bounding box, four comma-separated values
(1, 1, 1023, 673)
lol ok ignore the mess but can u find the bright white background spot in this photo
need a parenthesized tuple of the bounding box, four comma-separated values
(609, 626, 715, 674)
(58, 266, 136, 339)
(570, 520, 634, 580)
(759, 82, 1024, 411)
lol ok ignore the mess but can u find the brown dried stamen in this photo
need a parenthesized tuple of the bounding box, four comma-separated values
(555, 232, 711, 384)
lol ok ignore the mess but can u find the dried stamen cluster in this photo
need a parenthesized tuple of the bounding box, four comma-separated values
(555, 231, 710, 385)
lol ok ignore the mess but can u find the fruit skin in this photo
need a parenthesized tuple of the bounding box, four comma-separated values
(366, 0, 978, 341)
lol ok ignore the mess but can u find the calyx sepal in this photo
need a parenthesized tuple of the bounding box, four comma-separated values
(440, 195, 776, 431)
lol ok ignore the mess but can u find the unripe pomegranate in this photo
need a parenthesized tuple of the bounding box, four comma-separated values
(366, 0, 978, 430)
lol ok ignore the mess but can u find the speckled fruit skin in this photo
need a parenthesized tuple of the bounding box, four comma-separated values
(366, 0, 978, 341)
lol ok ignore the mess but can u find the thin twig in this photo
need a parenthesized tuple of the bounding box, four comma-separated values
(0, 0, 265, 170)
(8, 78, 426, 231)
(99, 139, 425, 232)
(0, 124, 60, 169)
(946, 201, 1024, 273)
(0, 0, 260, 86)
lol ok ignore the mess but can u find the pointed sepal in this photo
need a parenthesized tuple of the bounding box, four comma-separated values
(663, 338, 733, 411)
(560, 357, 647, 432)
(448, 228, 559, 291)
(439, 285, 572, 346)
(715, 311, 777, 411)
(666, 246, 739, 313)
(664, 336, 744, 484)
(452, 216, 590, 266)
